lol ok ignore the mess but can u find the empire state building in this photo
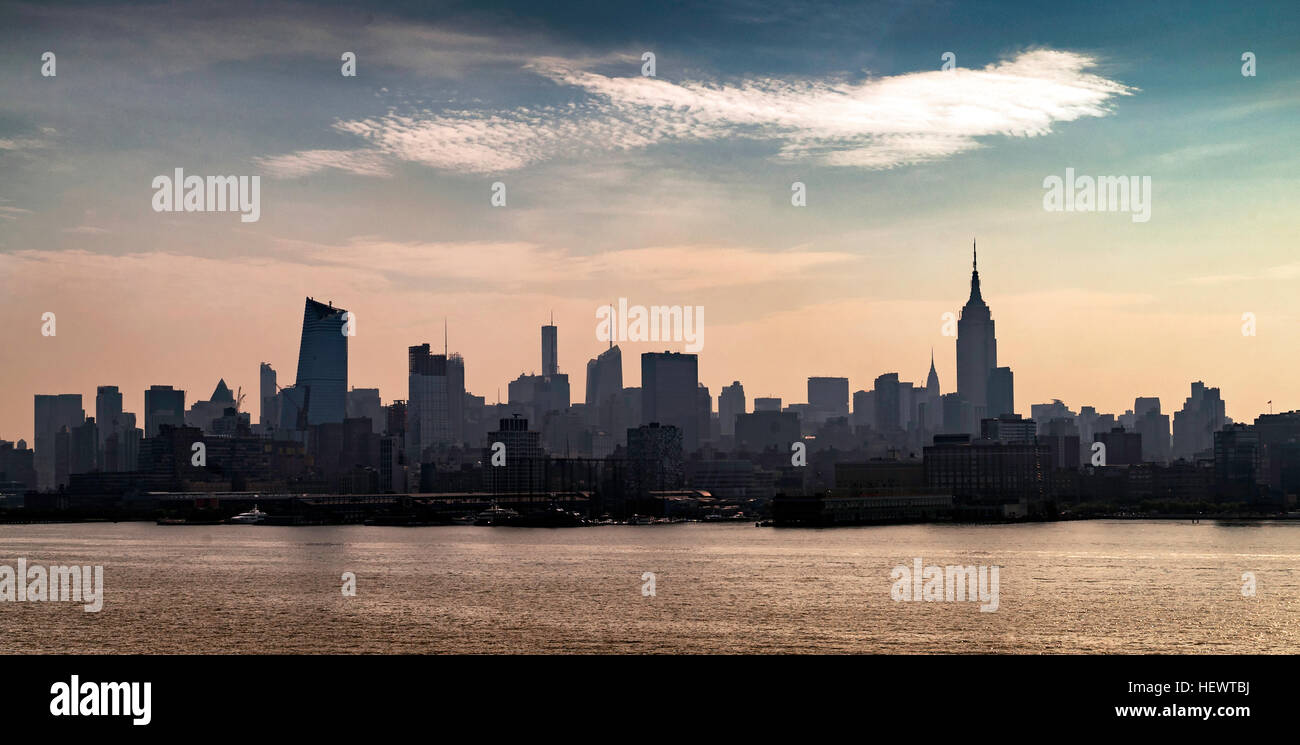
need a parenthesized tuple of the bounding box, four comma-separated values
(957, 240, 997, 422)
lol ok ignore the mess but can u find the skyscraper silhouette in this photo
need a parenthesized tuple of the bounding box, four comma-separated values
(585, 344, 623, 429)
(957, 240, 997, 428)
(33, 393, 84, 490)
(719, 381, 746, 437)
(641, 352, 700, 452)
(924, 351, 942, 430)
(259, 362, 278, 428)
(541, 315, 558, 377)
(407, 343, 466, 464)
(294, 297, 348, 426)
(143, 385, 185, 438)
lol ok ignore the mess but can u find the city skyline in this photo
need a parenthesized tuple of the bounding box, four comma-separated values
(2, 1, 1298, 440)
(8, 246, 1261, 453)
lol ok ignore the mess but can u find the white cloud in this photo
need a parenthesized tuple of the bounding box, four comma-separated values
(263, 49, 1133, 176)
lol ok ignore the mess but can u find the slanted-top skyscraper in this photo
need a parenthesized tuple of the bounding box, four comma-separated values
(294, 297, 348, 426)
(957, 240, 997, 424)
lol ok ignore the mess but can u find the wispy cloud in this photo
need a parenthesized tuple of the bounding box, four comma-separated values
(1182, 261, 1300, 286)
(254, 149, 393, 177)
(278, 237, 857, 292)
(261, 49, 1133, 176)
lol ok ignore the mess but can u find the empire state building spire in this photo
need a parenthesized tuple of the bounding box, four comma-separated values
(968, 238, 983, 304)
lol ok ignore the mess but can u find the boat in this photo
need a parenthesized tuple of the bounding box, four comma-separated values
(473, 504, 520, 526)
(498, 505, 591, 528)
(229, 505, 268, 524)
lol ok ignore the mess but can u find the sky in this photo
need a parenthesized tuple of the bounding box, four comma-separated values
(1, 0, 1298, 441)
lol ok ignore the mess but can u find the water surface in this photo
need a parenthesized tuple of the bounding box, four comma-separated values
(1, 520, 1295, 653)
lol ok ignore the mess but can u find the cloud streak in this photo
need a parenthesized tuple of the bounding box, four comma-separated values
(261, 49, 1133, 176)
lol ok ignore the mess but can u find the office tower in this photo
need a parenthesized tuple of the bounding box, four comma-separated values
(585, 345, 623, 429)
(808, 377, 850, 422)
(378, 435, 402, 492)
(508, 373, 570, 427)
(1041, 417, 1082, 470)
(873, 373, 901, 433)
(619, 388, 642, 445)
(34, 394, 85, 490)
(484, 416, 543, 493)
(1134, 397, 1159, 418)
(70, 417, 99, 474)
(1031, 400, 1075, 435)
(95, 386, 122, 457)
(924, 353, 942, 431)
(987, 366, 1014, 418)
(941, 392, 970, 435)
(276, 385, 306, 433)
(186, 379, 238, 433)
(754, 397, 782, 412)
(407, 344, 466, 464)
(1134, 397, 1171, 464)
(735, 411, 801, 453)
(852, 389, 873, 429)
(1251, 411, 1300, 495)
(719, 381, 745, 437)
(697, 384, 713, 445)
(1172, 381, 1226, 461)
(346, 388, 384, 434)
(541, 318, 558, 377)
(1214, 424, 1261, 501)
(0, 440, 37, 491)
(54, 426, 72, 489)
(260, 363, 278, 427)
(294, 297, 348, 426)
(104, 413, 140, 473)
(784, 403, 817, 436)
(386, 401, 407, 439)
(899, 382, 920, 429)
(641, 352, 700, 452)
(957, 241, 997, 422)
(981, 413, 1037, 443)
(1095, 427, 1142, 466)
(462, 393, 488, 445)
(447, 354, 465, 445)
